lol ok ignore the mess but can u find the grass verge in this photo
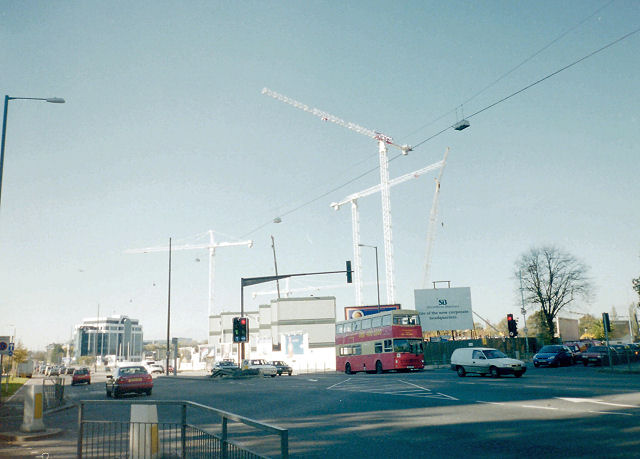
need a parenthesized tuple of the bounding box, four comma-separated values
(0, 376, 28, 398)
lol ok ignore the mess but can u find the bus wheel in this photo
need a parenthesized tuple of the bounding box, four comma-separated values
(345, 363, 352, 375)
(375, 361, 383, 374)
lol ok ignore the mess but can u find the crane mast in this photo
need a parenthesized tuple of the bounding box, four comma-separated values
(263, 87, 411, 305)
(422, 148, 449, 288)
(331, 156, 445, 305)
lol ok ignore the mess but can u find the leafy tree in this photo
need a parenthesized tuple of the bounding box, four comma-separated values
(579, 314, 607, 340)
(516, 246, 592, 340)
(527, 310, 554, 343)
(10, 342, 29, 375)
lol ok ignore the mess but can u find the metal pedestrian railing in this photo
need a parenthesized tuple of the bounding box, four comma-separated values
(43, 376, 65, 411)
(77, 399, 288, 458)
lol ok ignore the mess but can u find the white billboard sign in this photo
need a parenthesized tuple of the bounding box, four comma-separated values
(414, 287, 474, 331)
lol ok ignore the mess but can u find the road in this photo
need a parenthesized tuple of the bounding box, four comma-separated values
(2, 364, 639, 458)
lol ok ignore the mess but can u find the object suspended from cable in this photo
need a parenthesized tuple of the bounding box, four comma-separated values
(453, 105, 470, 131)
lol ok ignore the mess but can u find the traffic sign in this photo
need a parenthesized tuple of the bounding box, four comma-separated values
(0, 336, 9, 355)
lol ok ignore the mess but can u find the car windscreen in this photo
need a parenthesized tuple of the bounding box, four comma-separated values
(539, 345, 562, 353)
(483, 349, 507, 359)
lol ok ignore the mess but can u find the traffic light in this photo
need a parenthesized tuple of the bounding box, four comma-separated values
(507, 314, 518, 337)
(233, 317, 248, 343)
(602, 312, 611, 333)
(233, 317, 241, 343)
(346, 260, 352, 283)
(239, 317, 248, 342)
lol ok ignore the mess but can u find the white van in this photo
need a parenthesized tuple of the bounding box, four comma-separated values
(450, 347, 526, 378)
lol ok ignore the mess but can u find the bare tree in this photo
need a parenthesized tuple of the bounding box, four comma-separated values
(516, 246, 592, 340)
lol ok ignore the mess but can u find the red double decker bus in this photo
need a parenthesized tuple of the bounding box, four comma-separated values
(335, 309, 424, 374)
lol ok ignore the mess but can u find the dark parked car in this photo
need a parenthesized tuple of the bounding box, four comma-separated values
(268, 361, 293, 376)
(106, 365, 153, 398)
(533, 345, 574, 367)
(611, 344, 639, 362)
(582, 346, 618, 366)
(71, 367, 91, 385)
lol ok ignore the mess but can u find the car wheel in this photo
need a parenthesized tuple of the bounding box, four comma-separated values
(583, 361, 589, 366)
(533, 362, 539, 368)
(345, 363, 352, 375)
(146, 389, 152, 396)
(106, 389, 111, 397)
(113, 389, 120, 399)
(489, 366, 500, 378)
(288, 371, 292, 376)
(456, 366, 466, 377)
(271, 374, 276, 378)
(375, 361, 383, 374)
(514, 371, 524, 378)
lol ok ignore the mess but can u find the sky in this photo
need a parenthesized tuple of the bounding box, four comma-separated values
(0, 1, 638, 350)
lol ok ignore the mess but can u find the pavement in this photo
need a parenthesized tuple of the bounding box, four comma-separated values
(0, 375, 78, 457)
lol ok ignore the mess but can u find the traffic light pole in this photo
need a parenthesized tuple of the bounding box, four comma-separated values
(239, 263, 353, 364)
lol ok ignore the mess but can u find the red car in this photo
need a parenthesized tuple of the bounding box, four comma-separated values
(106, 365, 153, 398)
(71, 367, 91, 385)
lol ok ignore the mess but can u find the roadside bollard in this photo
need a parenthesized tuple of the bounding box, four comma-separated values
(20, 384, 46, 432)
(130, 404, 159, 458)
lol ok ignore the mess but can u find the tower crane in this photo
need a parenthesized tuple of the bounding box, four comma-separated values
(125, 230, 253, 319)
(422, 148, 450, 288)
(262, 87, 411, 304)
(330, 154, 446, 305)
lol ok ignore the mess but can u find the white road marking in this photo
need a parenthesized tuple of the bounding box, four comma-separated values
(326, 377, 457, 400)
(588, 410, 633, 416)
(326, 379, 350, 390)
(556, 397, 638, 408)
(520, 405, 559, 411)
(477, 401, 505, 405)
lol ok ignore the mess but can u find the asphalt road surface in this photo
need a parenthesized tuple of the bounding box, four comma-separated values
(2, 364, 639, 458)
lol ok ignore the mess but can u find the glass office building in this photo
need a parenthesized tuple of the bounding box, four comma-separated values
(74, 315, 143, 362)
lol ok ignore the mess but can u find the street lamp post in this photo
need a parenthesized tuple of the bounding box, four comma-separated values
(358, 244, 380, 311)
(0, 95, 65, 211)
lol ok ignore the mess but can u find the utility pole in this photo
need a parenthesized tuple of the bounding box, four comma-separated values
(271, 235, 281, 299)
(166, 238, 172, 376)
(519, 271, 529, 355)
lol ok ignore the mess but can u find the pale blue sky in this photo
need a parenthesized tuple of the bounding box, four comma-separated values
(1, 1, 638, 350)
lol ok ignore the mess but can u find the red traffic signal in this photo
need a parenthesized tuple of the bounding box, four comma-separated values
(507, 314, 518, 337)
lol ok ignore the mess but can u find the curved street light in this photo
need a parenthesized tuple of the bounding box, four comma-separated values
(0, 95, 66, 211)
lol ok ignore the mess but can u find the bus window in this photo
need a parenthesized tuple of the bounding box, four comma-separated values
(382, 314, 392, 327)
(393, 339, 424, 355)
(383, 339, 392, 352)
(353, 345, 362, 355)
(371, 316, 382, 328)
(336, 324, 344, 334)
(374, 342, 382, 353)
(344, 323, 352, 333)
(393, 314, 421, 325)
(362, 318, 372, 330)
(353, 320, 361, 331)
